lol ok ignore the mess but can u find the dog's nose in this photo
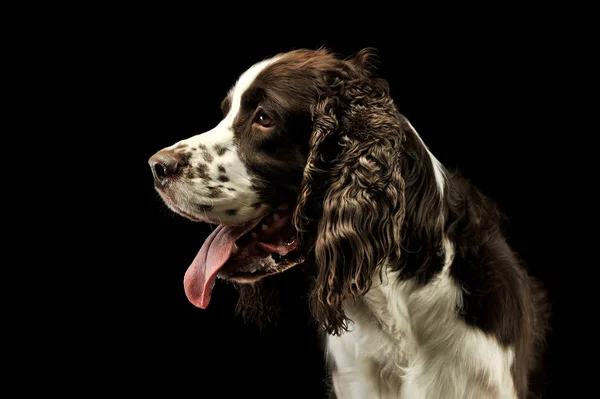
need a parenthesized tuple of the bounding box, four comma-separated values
(149, 150, 181, 187)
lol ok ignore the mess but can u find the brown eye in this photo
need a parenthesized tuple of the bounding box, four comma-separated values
(255, 110, 274, 127)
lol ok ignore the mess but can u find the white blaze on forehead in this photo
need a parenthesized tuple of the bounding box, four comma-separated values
(224, 55, 282, 125)
(158, 55, 285, 224)
(167, 54, 282, 150)
(405, 119, 447, 196)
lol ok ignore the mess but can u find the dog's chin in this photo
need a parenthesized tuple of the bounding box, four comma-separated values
(156, 186, 244, 225)
(155, 186, 208, 222)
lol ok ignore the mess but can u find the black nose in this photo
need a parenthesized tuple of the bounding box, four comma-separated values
(149, 150, 181, 187)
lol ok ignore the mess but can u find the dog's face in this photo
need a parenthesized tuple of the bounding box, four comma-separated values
(150, 49, 409, 334)
(151, 57, 309, 225)
(150, 53, 324, 307)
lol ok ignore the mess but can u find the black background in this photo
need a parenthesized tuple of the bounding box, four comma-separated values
(63, 13, 584, 398)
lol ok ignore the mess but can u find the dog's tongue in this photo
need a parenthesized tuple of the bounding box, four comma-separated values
(184, 221, 259, 308)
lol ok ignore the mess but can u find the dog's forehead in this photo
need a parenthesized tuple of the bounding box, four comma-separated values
(225, 56, 282, 122)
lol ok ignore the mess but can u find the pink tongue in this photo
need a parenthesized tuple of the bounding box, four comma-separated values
(183, 221, 260, 308)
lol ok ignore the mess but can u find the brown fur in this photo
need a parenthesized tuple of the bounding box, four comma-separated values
(223, 48, 549, 397)
(293, 50, 407, 335)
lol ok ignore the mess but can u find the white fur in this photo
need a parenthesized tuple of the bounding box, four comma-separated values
(327, 239, 517, 399)
(163, 57, 279, 224)
(405, 119, 447, 197)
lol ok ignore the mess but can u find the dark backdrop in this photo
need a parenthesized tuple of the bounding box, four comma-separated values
(96, 22, 573, 398)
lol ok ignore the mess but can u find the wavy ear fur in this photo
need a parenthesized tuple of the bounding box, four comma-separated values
(294, 50, 407, 335)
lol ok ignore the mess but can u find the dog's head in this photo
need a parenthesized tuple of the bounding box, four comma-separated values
(150, 48, 442, 334)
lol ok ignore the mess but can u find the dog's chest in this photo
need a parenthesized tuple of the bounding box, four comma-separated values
(326, 279, 417, 397)
(326, 270, 518, 399)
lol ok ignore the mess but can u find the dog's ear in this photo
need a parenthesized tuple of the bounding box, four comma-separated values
(294, 64, 406, 335)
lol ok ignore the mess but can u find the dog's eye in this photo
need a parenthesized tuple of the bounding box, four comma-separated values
(255, 110, 274, 127)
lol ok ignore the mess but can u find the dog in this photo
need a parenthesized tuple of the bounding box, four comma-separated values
(149, 48, 548, 398)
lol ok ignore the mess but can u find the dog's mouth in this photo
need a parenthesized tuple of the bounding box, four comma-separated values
(183, 204, 303, 308)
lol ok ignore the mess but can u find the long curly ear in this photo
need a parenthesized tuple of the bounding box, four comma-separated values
(294, 72, 406, 335)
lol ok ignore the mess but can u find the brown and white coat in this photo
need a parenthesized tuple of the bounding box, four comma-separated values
(149, 48, 548, 399)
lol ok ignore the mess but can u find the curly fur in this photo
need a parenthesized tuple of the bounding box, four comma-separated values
(286, 49, 547, 397)
(294, 52, 407, 335)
